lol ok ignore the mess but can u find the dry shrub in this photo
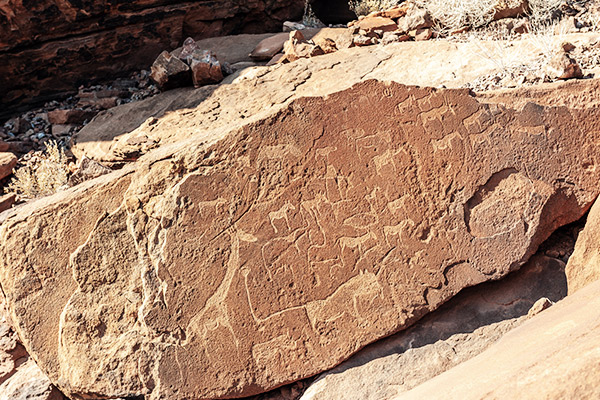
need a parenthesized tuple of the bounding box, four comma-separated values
(349, 0, 401, 16)
(528, 0, 562, 22)
(419, 0, 562, 30)
(8, 141, 70, 199)
(418, 0, 498, 29)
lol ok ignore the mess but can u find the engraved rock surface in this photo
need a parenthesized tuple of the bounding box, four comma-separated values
(1, 80, 600, 399)
(300, 254, 567, 400)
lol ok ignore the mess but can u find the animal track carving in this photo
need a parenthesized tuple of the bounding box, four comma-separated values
(1, 80, 599, 400)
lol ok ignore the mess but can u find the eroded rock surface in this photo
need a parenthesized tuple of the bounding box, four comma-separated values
(566, 196, 600, 293)
(1, 80, 600, 399)
(300, 254, 568, 400)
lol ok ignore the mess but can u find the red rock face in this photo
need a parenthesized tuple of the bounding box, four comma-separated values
(1, 81, 599, 399)
(0, 0, 304, 118)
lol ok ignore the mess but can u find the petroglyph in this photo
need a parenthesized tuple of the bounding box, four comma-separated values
(1, 80, 600, 400)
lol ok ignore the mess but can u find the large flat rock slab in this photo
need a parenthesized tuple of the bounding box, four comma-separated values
(394, 278, 600, 400)
(2, 80, 600, 399)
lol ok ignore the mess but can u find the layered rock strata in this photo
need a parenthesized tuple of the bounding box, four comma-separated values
(0, 0, 304, 118)
(1, 80, 600, 399)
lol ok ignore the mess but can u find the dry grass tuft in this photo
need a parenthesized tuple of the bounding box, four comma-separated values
(8, 141, 70, 199)
(349, 0, 401, 16)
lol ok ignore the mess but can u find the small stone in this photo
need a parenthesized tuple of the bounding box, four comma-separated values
(527, 297, 554, 318)
(544, 51, 583, 80)
(249, 32, 291, 61)
(150, 51, 191, 90)
(562, 42, 576, 52)
(513, 20, 529, 34)
(188, 50, 224, 87)
(381, 31, 411, 45)
(0, 152, 17, 180)
(0, 193, 16, 213)
(415, 27, 433, 41)
(353, 34, 376, 46)
(283, 21, 307, 32)
(178, 37, 198, 61)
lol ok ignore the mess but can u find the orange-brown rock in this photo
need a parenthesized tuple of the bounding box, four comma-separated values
(493, 0, 528, 20)
(566, 196, 600, 293)
(1, 80, 600, 399)
(0, 152, 17, 180)
(281, 31, 325, 63)
(393, 278, 600, 400)
(0, 0, 304, 119)
(300, 253, 569, 400)
(355, 16, 398, 34)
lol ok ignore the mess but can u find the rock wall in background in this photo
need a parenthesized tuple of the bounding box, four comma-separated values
(0, 0, 304, 118)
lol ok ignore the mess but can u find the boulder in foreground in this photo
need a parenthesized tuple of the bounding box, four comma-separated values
(566, 196, 600, 293)
(394, 278, 600, 400)
(1, 81, 600, 399)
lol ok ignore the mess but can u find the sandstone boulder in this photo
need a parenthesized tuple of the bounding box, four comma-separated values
(566, 196, 600, 293)
(2, 80, 600, 399)
(0, 153, 17, 180)
(394, 278, 600, 399)
(150, 51, 191, 90)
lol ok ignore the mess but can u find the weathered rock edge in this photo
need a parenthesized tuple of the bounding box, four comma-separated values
(1, 80, 599, 399)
